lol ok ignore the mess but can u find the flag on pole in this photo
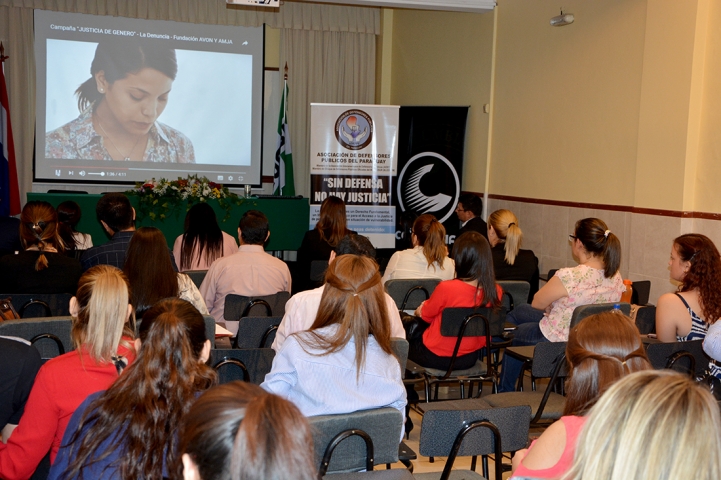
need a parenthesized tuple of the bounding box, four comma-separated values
(273, 75, 294, 196)
(0, 56, 20, 217)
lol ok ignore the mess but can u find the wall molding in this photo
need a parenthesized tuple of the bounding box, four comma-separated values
(471, 192, 721, 221)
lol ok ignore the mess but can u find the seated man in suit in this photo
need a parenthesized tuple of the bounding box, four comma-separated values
(200, 210, 291, 324)
(456, 193, 488, 241)
(272, 234, 405, 352)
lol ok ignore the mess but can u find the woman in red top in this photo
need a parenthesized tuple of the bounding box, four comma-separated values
(411, 231, 502, 370)
(0, 265, 135, 480)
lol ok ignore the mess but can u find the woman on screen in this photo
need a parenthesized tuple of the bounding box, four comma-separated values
(45, 38, 195, 164)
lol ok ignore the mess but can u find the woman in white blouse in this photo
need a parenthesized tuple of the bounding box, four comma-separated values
(382, 214, 454, 284)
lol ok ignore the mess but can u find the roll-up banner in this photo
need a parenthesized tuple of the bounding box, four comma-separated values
(394, 106, 469, 249)
(309, 104, 399, 248)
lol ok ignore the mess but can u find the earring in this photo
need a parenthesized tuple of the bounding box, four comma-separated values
(99, 88, 105, 93)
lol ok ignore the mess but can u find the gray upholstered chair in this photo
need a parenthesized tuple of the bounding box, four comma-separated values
(646, 339, 708, 378)
(323, 470, 414, 479)
(631, 280, 652, 306)
(482, 342, 567, 427)
(391, 338, 409, 378)
(635, 305, 656, 335)
(0, 316, 73, 359)
(496, 281, 530, 311)
(234, 316, 282, 349)
(209, 348, 275, 385)
(224, 291, 290, 341)
(568, 302, 631, 329)
(185, 270, 208, 289)
(0, 293, 73, 318)
(384, 279, 441, 312)
(309, 407, 404, 475)
(413, 404, 531, 480)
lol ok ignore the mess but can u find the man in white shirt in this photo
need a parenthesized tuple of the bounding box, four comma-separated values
(200, 210, 291, 323)
(272, 234, 405, 352)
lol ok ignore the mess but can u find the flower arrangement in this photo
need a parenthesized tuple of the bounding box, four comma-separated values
(126, 174, 245, 222)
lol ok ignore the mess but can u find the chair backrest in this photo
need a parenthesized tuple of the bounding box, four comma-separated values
(0, 293, 73, 318)
(547, 269, 558, 280)
(569, 302, 631, 329)
(209, 348, 275, 385)
(635, 305, 656, 335)
(224, 292, 291, 322)
(384, 279, 441, 311)
(309, 407, 403, 474)
(0, 316, 73, 359)
(631, 280, 651, 306)
(418, 404, 531, 458)
(390, 338, 409, 378)
(439, 306, 506, 338)
(497, 281, 531, 310)
(531, 341, 568, 378)
(185, 270, 208, 289)
(203, 315, 216, 349)
(234, 316, 282, 349)
(646, 340, 708, 377)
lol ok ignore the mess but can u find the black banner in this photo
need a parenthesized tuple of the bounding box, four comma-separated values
(393, 106, 468, 250)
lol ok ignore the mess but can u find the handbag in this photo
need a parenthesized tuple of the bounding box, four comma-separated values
(401, 312, 429, 344)
(0, 297, 20, 321)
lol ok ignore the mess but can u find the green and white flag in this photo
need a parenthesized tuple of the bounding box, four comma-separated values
(273, 79, 294, 195)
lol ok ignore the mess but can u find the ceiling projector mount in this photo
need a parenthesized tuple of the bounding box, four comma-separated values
(550, 9, 574, 27)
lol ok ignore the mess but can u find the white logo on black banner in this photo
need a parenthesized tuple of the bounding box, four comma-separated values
(397, 152, 460, 223)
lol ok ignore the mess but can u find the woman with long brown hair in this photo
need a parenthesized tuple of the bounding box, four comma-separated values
(487, 209, 539, 301)
(173, 202, 238, 271)
(0, 201, 81, 293)
(0, 265, 135, 480)
(56, 201, 93, 256)
(382, 213, 454, 284)
(124, 226, 208, 318)
(261, 254, 406, 419)
(177, 382, 317, 480)
(296, 196, 355, 291)
(511, 312, 651, 479)
(49, 298, 216, 479)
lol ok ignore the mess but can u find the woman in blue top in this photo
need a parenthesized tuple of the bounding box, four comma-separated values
(48, 298, 216, 480)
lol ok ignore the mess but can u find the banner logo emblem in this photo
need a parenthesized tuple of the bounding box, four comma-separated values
(335, 109, 373, 150)
(397, 152, 460, 223)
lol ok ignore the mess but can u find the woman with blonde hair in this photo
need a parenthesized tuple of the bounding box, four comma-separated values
(487, 209, 539, 301)
(561, 370, 721, 480)
(49, 298, 216, 479)
(297, 196, 356, 291)
(0, 265, 135, 480)
(262, 254, 406, 420)
(0, 201, 81, 293)
(511, 312, 651, 479)
(177, 382, 316, 480)
(382, 214, 454, 284)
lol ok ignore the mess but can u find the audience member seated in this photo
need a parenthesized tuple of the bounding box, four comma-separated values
(273, 234, 405, 352)
(296, 196, 354, 291)
(562, 370, 721, 480)
(487, 209, 539, 301)
(382, 214, 455, 284)
(0, 201, 82, 294)
(177, 381, 316, 480)
(455, 194, 488, 241)
(0, 216, 21, 258)
(49, 298, 216, 480)
(57, 201, 93, 258)
(511, 312, 651, 479)
(0, 337, 42, 443)
(408, 231, 502, 371)
(173, 202, 238, 272)
(262, 255, 407, 422)
(656, 233, 721, 344)
(0, 265, 136, 479)
(200, 210, 291, 323)
(81, 192, 179, 272)
(124, 227, 208, 318)
(499, 218, 624, 392)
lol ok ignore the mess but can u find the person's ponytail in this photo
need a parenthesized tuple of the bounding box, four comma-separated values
(602, 232, 621, 278)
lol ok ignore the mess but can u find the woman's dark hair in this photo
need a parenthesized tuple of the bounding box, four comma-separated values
(177, 382, 317, 480)
(451, 231, 500, 309)
(180, 202, 224, 271)
(412, 214, 449, 270)
(123, 227, 178, 316)
(316, 196, 351, 248)
(20, 201, 62, 270)
(573, 218, 621, 278)
(59, 298, 216, 480)
(674, 233, 721, 325)
(75, 38, 178, 112)
(57, 201, 82, 251)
